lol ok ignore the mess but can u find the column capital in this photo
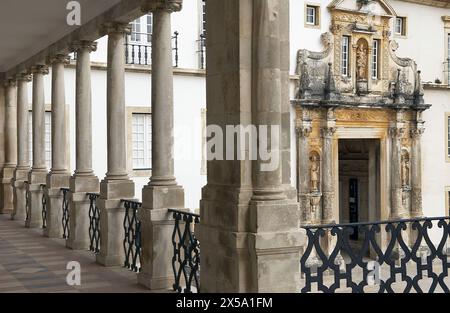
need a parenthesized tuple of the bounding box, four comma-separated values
(71, 40, 97, 53)
(3, 78, 17, 88)
(389, 126, 405, 138)
(296, 126, 312, 138)
(30, 64, 49, 75)
(15, 73, 32, 82)
(142, 0, 183, 13)
(101, 22, 131, 36)
(321, 126, 336, 138)
(47, 53, 71, 66)
(410, 128, 425, 138)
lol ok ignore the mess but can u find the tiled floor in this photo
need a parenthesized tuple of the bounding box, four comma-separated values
(0, 214, 155, 293)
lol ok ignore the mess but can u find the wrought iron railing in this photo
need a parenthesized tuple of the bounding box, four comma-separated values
(61, 188, 70, 239)
(300, 216, 450, 293)
(169, 209, 200, 293)
(122, 199, 142, 272)
(41, 184, 47, 229)
(23, 181, 30, 222)
(124, 31, 179, 67)
(88, 193, 101, 253)
(197, 34, 206, 70)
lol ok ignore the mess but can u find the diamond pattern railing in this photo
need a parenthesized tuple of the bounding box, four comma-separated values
(41, 184, 47, 229)
(88, 193, 101, 253)
(169, 209, 200, 293)
(122, 199, 142, 273)
(300, 216, 450, 293)
(61, 188, 70, 239)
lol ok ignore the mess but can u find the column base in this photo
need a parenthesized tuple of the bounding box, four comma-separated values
(12, 168, 29, 221)
(1, 166, 15, 214)
(66, 175, 99, 250)
(25, 170, 46, 228)
(96, 179, 135, 267)
(138, 184, 184, 289)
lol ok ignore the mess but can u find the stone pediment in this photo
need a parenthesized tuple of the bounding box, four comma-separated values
(328, 0, 397, 17)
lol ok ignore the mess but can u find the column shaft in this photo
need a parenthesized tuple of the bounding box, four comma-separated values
(297, 121, 311, 224)
(150, 9, 176, 186)
(96, 23, 134, 267)
(12, 74, 31, 221)
(410, 126, 424, 218)
(390, 126, 405, 219)
(1, 79, 17, 214)
(45, 54, 71, 238)
(322, 124, 336, 224)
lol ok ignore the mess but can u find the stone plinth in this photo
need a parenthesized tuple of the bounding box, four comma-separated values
(1, 166, 15, 214)
(96, 179, 135, 266)
(66, 175, 99, 250)
(137, 184, 184, 289)
(11, 168, 29, 221)
(25, 171, 46, 228)
(44, 173, 70, 238)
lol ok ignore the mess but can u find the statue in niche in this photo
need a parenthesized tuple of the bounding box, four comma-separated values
(401, 152, 410, 187)
(356, 41, 368, 80)
(310, 154, 320, 192)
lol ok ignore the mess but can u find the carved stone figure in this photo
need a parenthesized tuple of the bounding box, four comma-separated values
(401, 155, 410, 187)
(310, 154, 320, 192)
(356, 41, 368, 80)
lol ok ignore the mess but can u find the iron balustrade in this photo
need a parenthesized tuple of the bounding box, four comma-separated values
(124, 31, 179, 67)
(122, 199, 142, 272)
(169, 209, 200, 293)
(41, 184, 47, 229)
(88, 193, 101, 253)
(300, 216, 450, 293)
(61, 188, 70, 239)
(196, 34, 206, 69)
(24, 181, 30, 222)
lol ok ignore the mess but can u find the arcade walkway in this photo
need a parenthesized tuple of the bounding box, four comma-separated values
(0, 214, 153, 293)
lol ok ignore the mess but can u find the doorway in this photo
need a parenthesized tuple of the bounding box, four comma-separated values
(338, 139, 381, 251)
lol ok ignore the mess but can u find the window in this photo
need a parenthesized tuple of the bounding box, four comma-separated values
(447, 113, 450, 161)
(29, 111, 52, 169)
(130, 18, 141, 42)
(446, 187, 450, 216)
(201, 0, 206, 38)
(146, 14, 152, 43)
(372, 39, 379, 79)
(132, 113, 152, 170)
(305, 5, 319, 27)
(395, 17, 407, 36)
(342, 36, 350, 77)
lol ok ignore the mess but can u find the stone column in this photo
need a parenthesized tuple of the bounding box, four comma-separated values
(26, 65, 49, 228)
(296, 110, 312, 224)
(67, 41, 99, 249)
(0, 82, 5, 211)
(1, 79, 17, 214)
(389, 113, 406, 219)
(96, 23, 135, 266)
(138, 0, 185, 289)
(45, 54, 71, 238)
(12, 73, 32, 221)
(199, 0, 304, 293)
(410, 114, 424, 218)
(321, 109, 336, 224)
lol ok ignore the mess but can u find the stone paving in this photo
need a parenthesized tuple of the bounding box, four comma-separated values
(0, 214, 159, 293)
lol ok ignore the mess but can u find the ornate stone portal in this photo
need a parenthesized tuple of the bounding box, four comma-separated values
(293, 0, 431, 240)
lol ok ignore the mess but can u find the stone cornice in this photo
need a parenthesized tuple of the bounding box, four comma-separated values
(400, 0, 450, 8)
(141, 0, 183, 13)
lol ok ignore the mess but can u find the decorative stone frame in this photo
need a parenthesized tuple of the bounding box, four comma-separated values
(393, 16, 408, 38)
(126, 106, 152, 177)
(443, 16, 450, 85)
(304, 2, 321, 29)
(446, 112, 450, 163)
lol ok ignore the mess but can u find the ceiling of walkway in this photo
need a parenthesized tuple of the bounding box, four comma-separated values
(0, 0, 121, 72)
